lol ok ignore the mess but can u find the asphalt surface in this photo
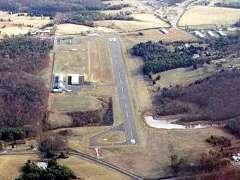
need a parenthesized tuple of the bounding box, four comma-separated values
(108, 38, 137, 144)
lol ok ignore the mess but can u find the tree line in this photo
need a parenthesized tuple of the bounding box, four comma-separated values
(0, 0, 103, 16)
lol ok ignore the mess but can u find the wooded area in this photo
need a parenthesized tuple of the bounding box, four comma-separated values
(0, 36, 52, 141)
(0, 0, 103, 16)
(155, 69, 240, 122)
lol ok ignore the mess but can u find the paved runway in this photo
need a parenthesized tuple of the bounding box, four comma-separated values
(109, 37, 137, 144)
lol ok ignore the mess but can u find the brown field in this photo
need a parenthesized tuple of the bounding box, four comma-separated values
(154, 64, 218, 88)
(54, 36, 112, 83)
(55, 23, 115, 35)
(94, 18, 169, 32)
(179, 6, 240, 26)
(59, 155, 130, 180)
(0, 155, 38, 180)
(121, 28, 197, 46)
(0, 11, 50, 37)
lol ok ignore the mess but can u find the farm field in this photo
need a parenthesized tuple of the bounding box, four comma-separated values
(0, 155, 38, 180)
(179, 6, 240, 26)
(55, 23, 115, 35)
(122, 28, 197, 45)
(0, 11, 50, 37)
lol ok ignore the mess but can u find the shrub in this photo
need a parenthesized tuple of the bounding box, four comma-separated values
(0, 127, 25, 141)
(206, 135, 231, 147)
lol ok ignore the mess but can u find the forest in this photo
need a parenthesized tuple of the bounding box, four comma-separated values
(0, 36, 52, 141)
(154, 69, 240, 122)
(132, 33, 240, 75)
(0, 0, 103, 16)
(132, 41, 205, 74)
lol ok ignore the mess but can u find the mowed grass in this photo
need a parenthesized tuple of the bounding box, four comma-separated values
(179, 6, 240, 26)
(97, 131, 126, 144)
(0, 155, 38, 180)
(59, 156, 130, 180)
(54, 43, 88, 76)
(95, 19, 169, 32)
(55, 23, 115, 35)
(122, 28, 197, 47)
(88, 37, 113, 83)
(54, 36, 112, 83)
(52, 94, 102, 112)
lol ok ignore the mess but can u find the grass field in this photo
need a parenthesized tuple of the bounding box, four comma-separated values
(54, 36, 112, 83)
(95, 18, 169, 32)
(97, 131, 126, 144)
(122, 28, 197, 45)
(154, 64, 218, 88)
(0, 11, 50, 37)
(59, 155, 130, 180)
(52, 94, 102, 112)
(0, 155, 38, 180)
(54, 43, 88, 77)
(55, 23, 115, 35)
(179, 6, 240, 26)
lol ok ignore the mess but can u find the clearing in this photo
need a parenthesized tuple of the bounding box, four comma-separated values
(59, 155, 130, 180)
(0, 11, 50, 37)
(179, 6, 240, 27)
(55, 23, 115, 35)
(95, 18, 169, 32)
(0, 155, 38, 180)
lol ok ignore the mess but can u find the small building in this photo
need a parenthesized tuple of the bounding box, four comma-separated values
(68, 74, 84, 85)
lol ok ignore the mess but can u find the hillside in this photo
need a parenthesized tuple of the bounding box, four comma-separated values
(155, 69, 240, 122)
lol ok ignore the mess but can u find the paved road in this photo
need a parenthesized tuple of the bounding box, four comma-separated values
(108, 38, 137, 144)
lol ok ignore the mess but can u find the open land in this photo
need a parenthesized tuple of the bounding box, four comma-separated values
(0, 155, 38, 180)
(179, 6, 240, 26)
(0, 11, 50, 38)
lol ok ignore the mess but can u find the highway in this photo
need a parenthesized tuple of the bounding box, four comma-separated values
(108, 38, 137, 144)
